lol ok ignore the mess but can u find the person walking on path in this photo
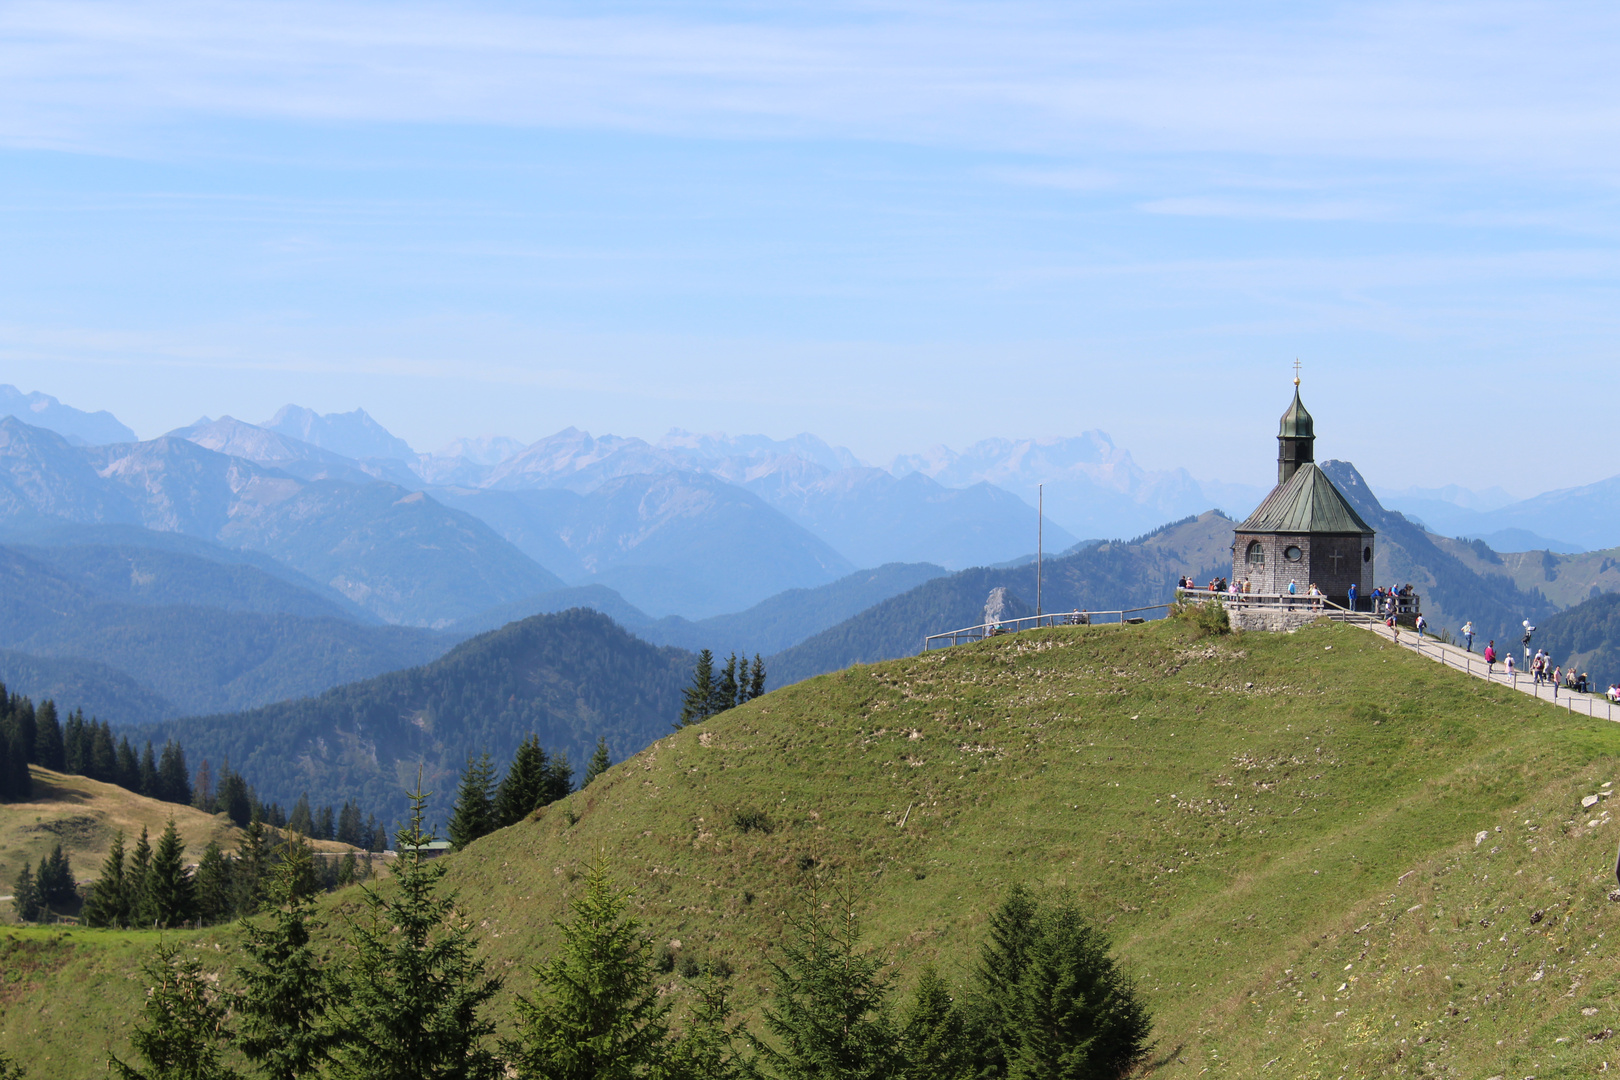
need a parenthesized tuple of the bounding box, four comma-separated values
(1485, 641, 1497, 674)
(1462, 621, 1475, 652)
(1505, 652, 1516, 682)
(1551, 665, 1561, 698)
(1415, 613, 1427, 640)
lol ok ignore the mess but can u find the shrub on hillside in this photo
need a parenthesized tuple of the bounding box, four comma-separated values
(1171, 598, 1230, 637)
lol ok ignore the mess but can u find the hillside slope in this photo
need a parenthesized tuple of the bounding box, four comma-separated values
(444, 616, 1620, 1077)
(0, 766, 355, 907)
(5, 618, 1620, 1076)
(140, 609, 692, 824)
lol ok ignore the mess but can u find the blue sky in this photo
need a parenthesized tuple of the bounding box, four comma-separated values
(2, 1, 1617, 493)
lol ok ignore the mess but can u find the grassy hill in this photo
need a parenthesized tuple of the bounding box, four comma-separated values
(0, 766, 355, 911)
(7, 616, 1620, 1077)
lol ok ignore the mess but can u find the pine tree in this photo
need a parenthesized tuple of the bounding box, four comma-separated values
(493, 736, 548, 828)
(144, 819, 197, 929)
(235, 839, 333, 1080)
(749, 654, 767, 701)
(10, 864, 39, 922)
(678, 650, 717, 727)
(502, 857, 670, 1079)
(34, 699, 64, 771)
(314, 805, 335, 842)
(109, 940, 239, 1080)
(449, 753, 497, 849)
(0, 1049, 24, 1080)
(193, 842, 234, 925)
(582, 737, 612, 788)
(326, 781, 502, 1079)
(157, 741, 191, 805)
(83, 830, 130, 928)
(748, 877, 902, 1080)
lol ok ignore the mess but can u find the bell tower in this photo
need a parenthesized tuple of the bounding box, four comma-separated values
(1277, 363, 1314, 485)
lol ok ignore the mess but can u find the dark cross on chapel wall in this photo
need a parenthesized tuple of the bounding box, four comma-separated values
(1327, 550, 1345, 572)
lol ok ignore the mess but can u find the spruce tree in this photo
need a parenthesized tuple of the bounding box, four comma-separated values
(217, 765, 252, 826)
(13, 698, 35, 766)
(235, 839, 333, 1080)
(749, 654, 767, 701)
(493, 736, 548, 828)
(34, 699, 64, 771)
(83, 830, 130, 928)
(898, 967, 968, 1080)
(193, 842, 234, 925)
(0, 1049, 24, 1080)
(314, 805, 335, 842)
(288, 794, 314, 837)
(10, 864, 39, 922)
(336, 800, 364, 847)
(40, 843, 75, 910)
(582, 737, 612, 788)
(144, 819, 197, 929)
(542, 750, 573, 806)
(192, 760, 215, 813)
(63, 708, 87, 774)
(502, 858, 670, 1079)
(139, 740, 161, 795)
(326, 782, 502, 1079)
(233, 819, 272, 918)
(678, 650, 716, 727)
(665, 965, 743, 1080)
(109, 940, 239, 1080)
(749, 877, 901, 1080)
(2, 713, 29, 800)
(158, 741, 191, 805)
(88, 721, 116, 782)
(128, 826, 154, 920)
(448, 753, 497, 849)
(117, 738, 142, 792)
(714, 654, 739, 714)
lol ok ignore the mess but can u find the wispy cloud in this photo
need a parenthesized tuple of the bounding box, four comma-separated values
(4, 0, 1620, 176)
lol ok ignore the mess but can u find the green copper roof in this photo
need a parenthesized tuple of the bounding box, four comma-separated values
(1238, 462, 1371, 534)
(1278, 384, 1314, 439)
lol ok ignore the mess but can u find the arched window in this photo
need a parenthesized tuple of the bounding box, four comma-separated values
(1246, 541, 1265, 565)
(1363, 545, 1372, 563)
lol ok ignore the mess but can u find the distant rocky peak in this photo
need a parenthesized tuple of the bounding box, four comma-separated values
(260, 404, 415, 462)
(0, 384, 137, 446)
(657, 429, 862, 472)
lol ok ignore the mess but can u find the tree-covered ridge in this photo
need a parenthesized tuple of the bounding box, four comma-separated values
(141, 608, 694, 826)
(1533, 589, 1620, 688)
(0, 543, 450, 723)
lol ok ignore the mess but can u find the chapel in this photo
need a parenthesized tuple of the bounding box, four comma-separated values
(1230, 376, 1375, 605)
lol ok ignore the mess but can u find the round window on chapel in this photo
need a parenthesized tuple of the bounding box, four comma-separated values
(1246, 541, 1265, 565)
(1284, 545, 1303, 562)
(1363, 546, 1372, 563)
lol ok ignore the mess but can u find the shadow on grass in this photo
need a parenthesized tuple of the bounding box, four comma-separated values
(1138, 1041, 1185, 1075)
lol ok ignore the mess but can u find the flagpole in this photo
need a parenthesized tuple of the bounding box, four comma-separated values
(1037, 484, 1043, 624)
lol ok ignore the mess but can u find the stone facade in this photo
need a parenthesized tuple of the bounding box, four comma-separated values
(1230, 529, 1374, 605)
(1227, 607, 1323, 633)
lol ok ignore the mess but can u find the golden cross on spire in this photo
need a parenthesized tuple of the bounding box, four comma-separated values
(1293, 358, 1301, 385)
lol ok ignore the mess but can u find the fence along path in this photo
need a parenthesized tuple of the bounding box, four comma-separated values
(1323, 605, 1620, 723)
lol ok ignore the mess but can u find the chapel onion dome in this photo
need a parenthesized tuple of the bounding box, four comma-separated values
(1278, 378, 1314, 439)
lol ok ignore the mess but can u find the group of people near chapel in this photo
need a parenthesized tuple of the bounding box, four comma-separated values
(1457, 618, 1604, 696)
